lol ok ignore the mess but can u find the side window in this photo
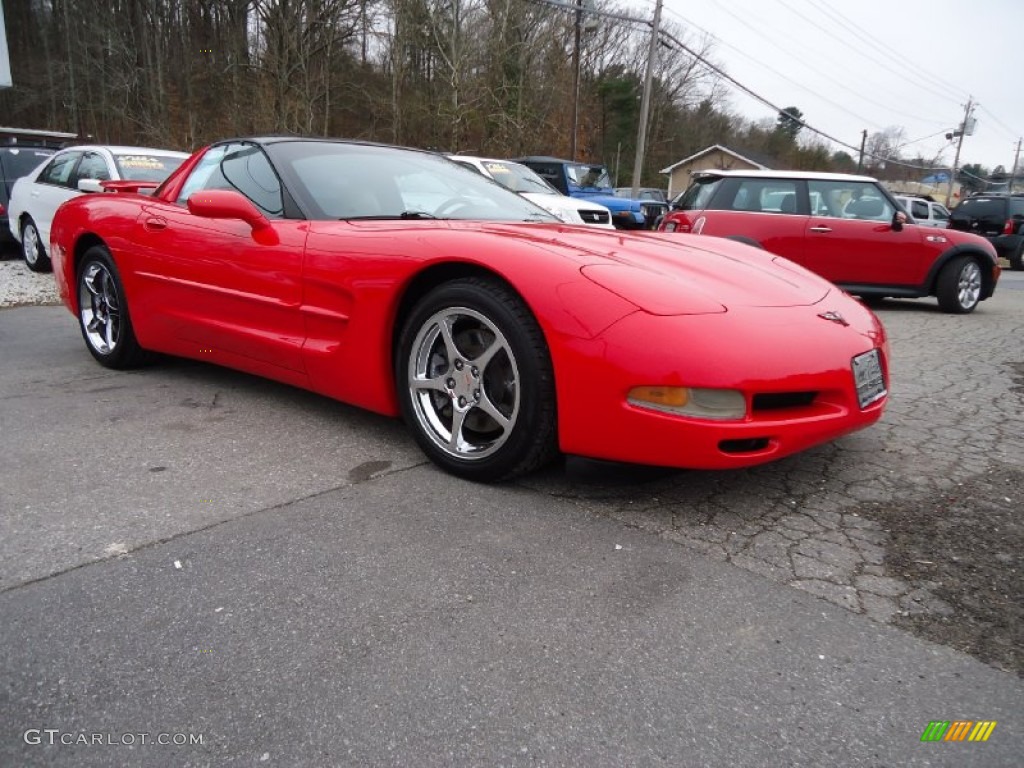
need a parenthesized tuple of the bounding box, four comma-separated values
(911, 200, 929, 219)
(177, 145, 228, 203)
(38, 152, 82, 187)
(177, 143, 283, 218)
(721, 179, 799, 214)
(809, 180, 894, 221)
(933, 205, 950, 221)
(72, 152, 111, 184)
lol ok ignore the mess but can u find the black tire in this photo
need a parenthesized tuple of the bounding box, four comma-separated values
(76, 245, 146, 368)
(21, 217, 51, 272)
(935, 255, 982, 314)
(1010, 241, 1024, 271)
(859, 295, 888, 307)
(396, 277, 558, 482)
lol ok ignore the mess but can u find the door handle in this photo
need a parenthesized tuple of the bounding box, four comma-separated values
(143, 217, 167, 231)
(809, 226, 832, 233)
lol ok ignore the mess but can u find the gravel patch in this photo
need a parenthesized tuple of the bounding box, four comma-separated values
(0, 251, 61, 308)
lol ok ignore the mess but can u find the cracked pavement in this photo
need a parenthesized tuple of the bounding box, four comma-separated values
(1, 275, 1023, 764)
(516, 281, 1024, 672)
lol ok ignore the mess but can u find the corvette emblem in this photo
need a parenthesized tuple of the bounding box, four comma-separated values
(818, 311, 849, 326)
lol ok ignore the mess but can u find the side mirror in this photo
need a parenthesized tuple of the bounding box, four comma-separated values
(77, 178, 104, 193)
(187, 190, 271, 233)
(891, 211, 905, 232)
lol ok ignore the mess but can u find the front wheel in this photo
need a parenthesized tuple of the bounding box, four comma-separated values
(77, 245, 146, 368)
(21, 217, 51, 272)
(936, 255, 982, 314)
(396, 278, 558, 481)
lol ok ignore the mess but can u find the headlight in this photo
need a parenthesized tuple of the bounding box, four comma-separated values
(628, 386, 747, 420)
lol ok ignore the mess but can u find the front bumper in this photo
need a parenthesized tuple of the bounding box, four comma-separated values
(553, 301, 888, 470)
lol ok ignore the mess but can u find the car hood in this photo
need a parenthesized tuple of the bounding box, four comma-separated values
(472, 223, 832, 314)
(573, 191, 638, 211)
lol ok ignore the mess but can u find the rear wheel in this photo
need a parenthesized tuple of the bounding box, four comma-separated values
(1009, 241, 1023, 271)
(396, 277, 557, 481)
(936, 255, 982, 314)
(77, 245, 146, 368)
(21, 217, 51, 272)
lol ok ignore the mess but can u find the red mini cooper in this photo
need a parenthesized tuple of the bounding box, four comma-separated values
(659, 170, 1000, 314)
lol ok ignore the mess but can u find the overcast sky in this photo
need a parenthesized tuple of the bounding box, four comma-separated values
(657, 0, 1022, 174)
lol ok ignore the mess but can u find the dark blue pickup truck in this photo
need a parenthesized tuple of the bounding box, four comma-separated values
(515, 156, 667, 230)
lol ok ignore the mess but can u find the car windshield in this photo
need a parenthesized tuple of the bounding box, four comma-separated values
(567, 164, 612, 191)
(268, 141, 558, 222)
(114, 153, 186, 182)
(479, 160, 556, 195)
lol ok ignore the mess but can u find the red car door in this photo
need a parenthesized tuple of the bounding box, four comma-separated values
(804, 179, 934, 287)
(130, 143, 308, 375)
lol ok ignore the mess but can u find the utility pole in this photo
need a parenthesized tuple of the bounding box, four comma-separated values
(1010, 137, 1022, 194)
(856, 130, 867, 172)
(630, 0, 662, 198)
(946, 97, 974, 207)
(570, 0, 583, 161)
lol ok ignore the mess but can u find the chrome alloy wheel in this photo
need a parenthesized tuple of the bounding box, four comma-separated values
(79, 261, 122, 355)
(957, 260, 982, 310)
(22, 222, 42, 267)
(407, 306, 520, 460)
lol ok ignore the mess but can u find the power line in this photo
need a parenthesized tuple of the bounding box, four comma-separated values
(532, 0, 953, 173)
(655, 27, 951, 172)
(660, 3, 937, 129)
(802, 0, 969, 102)
(976, 104, 1021, 142)
(659, 5, 882, 126)
(775, 0, 963, 107)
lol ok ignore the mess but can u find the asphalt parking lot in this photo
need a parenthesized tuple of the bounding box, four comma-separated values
(1, 267, 1022, 766)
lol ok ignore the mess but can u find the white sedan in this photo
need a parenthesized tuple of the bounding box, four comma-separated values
(8, 144, 189, 271)
(448, 155, 615, 228)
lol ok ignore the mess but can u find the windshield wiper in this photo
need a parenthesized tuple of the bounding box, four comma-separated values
(342, 210, 438, 221)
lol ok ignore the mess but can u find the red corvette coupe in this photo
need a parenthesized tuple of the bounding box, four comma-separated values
(49, 138, 889, 481)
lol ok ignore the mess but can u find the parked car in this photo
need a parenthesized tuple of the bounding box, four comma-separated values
(1, 145, 56, 247)
(893, 195, 951, 229)
(1, 125, 77, 246)
(49, 137, 888, 480)
(659, 170, 1000, 313)
(515, 156, 668, 229)
(8, 144, 189, 271)
(948, 193, 1024, 270)
(448, 155, 613, 227)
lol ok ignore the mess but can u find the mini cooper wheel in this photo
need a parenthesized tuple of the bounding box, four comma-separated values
(21, 217, 51, 272)
(397, 278, 557, 481)
(936, 255, 982, 314)
(77, 246, 145, 368)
